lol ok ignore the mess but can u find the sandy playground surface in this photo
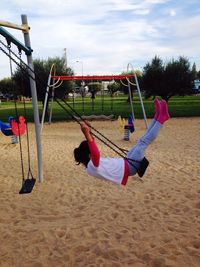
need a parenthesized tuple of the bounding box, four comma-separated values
(0, 117, 200, 267)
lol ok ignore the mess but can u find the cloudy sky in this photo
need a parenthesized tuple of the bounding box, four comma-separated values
(0, 0, 200, 79)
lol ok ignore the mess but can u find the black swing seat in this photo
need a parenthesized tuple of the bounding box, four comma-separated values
(127, 157, 149, 178)
(137, 157, 149, 177)
(19, 178, 36, 194)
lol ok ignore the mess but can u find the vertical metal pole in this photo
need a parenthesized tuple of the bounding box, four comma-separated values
(64, 48, 67, 68)
(134, 72, 148, 129)
(49, 87, 54, 124)
(41, 73, 51, 133)
(21, 14, 43, 182)
(49, 65, 56, 124)
(127, 82, 135, 120)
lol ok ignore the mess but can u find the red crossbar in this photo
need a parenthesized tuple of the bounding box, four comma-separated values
(51, 74, 135, 81)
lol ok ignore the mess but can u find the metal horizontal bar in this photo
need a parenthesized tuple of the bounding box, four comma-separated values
(0, 26, 32, 55)
(51, 74, 135, 81)
(0, 20, 29, 32)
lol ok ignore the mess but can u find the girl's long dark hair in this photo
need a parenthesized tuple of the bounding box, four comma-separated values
(74, 140, 90, 167)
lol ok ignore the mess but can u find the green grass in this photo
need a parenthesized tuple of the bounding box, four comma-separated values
(0, 94, 200, 123)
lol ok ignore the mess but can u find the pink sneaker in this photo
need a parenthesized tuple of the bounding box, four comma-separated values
(157, 100, 170, 124)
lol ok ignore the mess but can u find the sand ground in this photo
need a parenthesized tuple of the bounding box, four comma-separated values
(0, 117, 200, 267)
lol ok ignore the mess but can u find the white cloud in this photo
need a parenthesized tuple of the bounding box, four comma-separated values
(169, 9, 176, 16)
(0, 0, 200, 79)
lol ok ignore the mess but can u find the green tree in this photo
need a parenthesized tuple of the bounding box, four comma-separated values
(13, 56, 75, 120)
(142, 56, 193, 101)
(0, 77, 19, 97)
(197, 70, 200, 79)
(107, 81, 120, 97)
(191, 63, 198, 80)
(163, 57, 193, 100)
(88, 82, 102, 99)
(14, 57, 74, 99)
(142, 56, 164, 99)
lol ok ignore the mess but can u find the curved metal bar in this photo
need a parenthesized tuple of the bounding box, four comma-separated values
(48, 77, 62, 88)
(120, 79, 128, 87)
(52, 79, 63, 89)
(126, 77, 136, 86)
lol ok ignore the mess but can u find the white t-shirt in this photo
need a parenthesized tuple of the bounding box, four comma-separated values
(86, 157, 125, 184)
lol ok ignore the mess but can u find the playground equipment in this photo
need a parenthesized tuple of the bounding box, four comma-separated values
(120, 63, 148, 129)
(0, 117, 17, 144)
(123, 115, 135, 141)
(49, 73, 148, 128)
(0, 117, 14, 136)
(0, 15, 43, 192)
(0, 116, 26, 144)
(11, 115, 26, 136)
(118, 115, 134, 141)
(41, 73, 134, 128)
(55, 98, 149, 179)
(118, 116, 126, 133)
(40, 63, 63, 132)
(40, 69, 150, 180)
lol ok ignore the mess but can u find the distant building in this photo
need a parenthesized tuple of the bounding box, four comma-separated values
(193, 79, 200, 93)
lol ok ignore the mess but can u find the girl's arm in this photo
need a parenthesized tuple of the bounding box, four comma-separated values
(80, 121, 93, 142)
(88, 139, 100, 167)
(80, 122, 100, 167)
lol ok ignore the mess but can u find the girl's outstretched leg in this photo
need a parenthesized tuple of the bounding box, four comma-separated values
(146, 97, 161, 133)
(127, 100, 170, 175)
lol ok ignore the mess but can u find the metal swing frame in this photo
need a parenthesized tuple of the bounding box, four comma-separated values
(0, 15, 43, 184)
(51, 70, 148, 129)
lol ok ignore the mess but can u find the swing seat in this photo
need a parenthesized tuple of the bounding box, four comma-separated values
(3, 128, 13, 136)
(19, 178, 36, 194)
(11, 116, 26, 136)
(0, 122, 13, 136)
(137, 157, 149, 177)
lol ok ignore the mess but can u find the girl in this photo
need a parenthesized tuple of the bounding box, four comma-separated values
(74, 98, 170, 185)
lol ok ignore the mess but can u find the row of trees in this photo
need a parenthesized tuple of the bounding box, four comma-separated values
(0, 55, 199, 106)
(141, 56, 200, 101)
